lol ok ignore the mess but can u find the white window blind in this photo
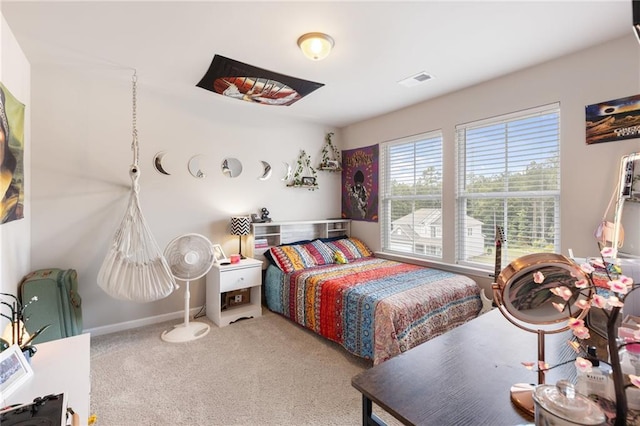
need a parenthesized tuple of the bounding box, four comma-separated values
(381, 131, 443, 258)
(455, 103, 561, 270)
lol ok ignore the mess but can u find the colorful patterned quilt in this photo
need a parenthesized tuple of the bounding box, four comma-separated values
(265, 257, 481, 364)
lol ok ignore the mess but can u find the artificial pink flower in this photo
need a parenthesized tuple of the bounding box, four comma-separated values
(592, 294, 607, 309)
(574, 278, 590, 289)
(590, 257, 605, 268)
(568, 318, 585, 329)
(574, 299, 590, 310)
(538, 361, 550, 371)
(521, 361, 535, 370)
(572, 326, 591, 340)
(580, 263, 595, 274)
(601, 247, 615, 257)
(552, 302, 565, 312)
(533, 271, 545, 284)
(609, 280, 628, 294)
(608, 296, 624, 308)
(551, 286, 573, 301)
(620, 275, 634, 286)
(575, 357, 593, 373)
(630, 375, 640, 389)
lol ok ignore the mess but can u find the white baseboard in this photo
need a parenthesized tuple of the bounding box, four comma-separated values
(85, 306, 205, 337)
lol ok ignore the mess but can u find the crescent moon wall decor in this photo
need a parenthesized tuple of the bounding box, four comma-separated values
(188, 155, 207, 179)
(258, 160, 272, 180)
(281, 162, 292, 181)
(153, 151, 171, 175)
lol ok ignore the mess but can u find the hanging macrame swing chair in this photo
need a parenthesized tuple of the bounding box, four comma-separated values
(97, 71, 177, 302)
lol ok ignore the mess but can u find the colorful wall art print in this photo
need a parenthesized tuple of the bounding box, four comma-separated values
(586, 94, 640, 144)
(196, 55, 324, 107)
(0, 82, 25, 224)
(342, 145, 378, 222)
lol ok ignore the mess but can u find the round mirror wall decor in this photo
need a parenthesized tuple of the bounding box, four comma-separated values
(221, 158, 242, 178)
(188, 154, 207, 179)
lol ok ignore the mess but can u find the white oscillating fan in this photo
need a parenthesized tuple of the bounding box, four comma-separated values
(161, 233, 215, 342)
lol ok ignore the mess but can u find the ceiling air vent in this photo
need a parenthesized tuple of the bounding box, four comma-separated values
(398, 71, 434, 88)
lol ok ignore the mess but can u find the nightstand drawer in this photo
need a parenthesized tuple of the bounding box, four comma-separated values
(219, 267, 260, 292)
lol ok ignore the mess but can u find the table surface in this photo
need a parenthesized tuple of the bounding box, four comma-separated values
(3, 333, 90, 426)
(351, 309, 575, 426)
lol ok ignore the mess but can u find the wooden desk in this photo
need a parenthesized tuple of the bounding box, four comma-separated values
(3, 333, 91, 425)
(351, 309, 574, 426)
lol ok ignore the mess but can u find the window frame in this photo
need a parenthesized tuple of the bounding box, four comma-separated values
(455, 103, 561, 271)
(380, 130, 444, 259)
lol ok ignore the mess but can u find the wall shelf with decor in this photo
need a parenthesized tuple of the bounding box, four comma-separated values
(318, 132, 342, 172)
(251, 219, 351, 266)
(287, 150, 318, 190)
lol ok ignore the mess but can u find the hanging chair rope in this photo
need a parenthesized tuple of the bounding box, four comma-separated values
(97, 71, 177, 302)
(131, 70, 140, 170)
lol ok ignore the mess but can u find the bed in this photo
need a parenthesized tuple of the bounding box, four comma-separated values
(263, 236, 482, 364)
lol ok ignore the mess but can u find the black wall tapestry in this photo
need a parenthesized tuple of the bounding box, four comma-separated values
(196, 55, 324, 107)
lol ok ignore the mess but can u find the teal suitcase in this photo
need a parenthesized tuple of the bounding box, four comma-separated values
(19, 268, 82, 344)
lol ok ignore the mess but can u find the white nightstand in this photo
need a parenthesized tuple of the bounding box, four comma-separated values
(206, 257, 262, 327)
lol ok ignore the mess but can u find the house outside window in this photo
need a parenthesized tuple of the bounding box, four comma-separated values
(455, 103, 561, 270)
(380, 131, 443, 258)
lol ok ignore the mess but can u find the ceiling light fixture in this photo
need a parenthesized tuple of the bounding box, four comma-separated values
(297, 32, 335, 61)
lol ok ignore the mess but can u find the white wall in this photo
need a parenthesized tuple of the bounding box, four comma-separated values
(28, 64, 341, 331)
(342, 34, 640, 292)
(0, 14, 31, 331)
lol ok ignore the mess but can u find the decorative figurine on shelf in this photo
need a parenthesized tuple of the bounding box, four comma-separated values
(260, 207, 272, 222)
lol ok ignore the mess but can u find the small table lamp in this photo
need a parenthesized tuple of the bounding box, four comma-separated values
(230, 216, 251, 259)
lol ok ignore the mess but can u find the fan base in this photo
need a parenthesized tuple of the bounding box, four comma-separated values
(161, 321, 210, 343)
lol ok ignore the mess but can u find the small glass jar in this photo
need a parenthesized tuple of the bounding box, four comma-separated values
(533, 380, 605, 425)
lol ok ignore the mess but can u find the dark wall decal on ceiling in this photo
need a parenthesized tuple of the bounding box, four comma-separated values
(196, 55, 324, 107)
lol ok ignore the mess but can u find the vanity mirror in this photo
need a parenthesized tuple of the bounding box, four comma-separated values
(493, 252, 592, 415)
(221, 157, 242, 178)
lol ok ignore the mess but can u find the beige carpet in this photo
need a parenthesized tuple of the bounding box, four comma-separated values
(90, 309, 402, 425)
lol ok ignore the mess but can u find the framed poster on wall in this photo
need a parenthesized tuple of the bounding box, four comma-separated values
(0, 82, 25, 224)
(586, 94, 640, 145)
(341, 144, 378, 222)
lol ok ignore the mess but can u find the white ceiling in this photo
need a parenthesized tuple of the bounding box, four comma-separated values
(1, 1, 633, 128)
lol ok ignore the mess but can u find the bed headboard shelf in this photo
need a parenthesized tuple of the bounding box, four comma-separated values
(251, 219, 351, 265)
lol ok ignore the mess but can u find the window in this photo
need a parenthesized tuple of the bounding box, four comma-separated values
(456, 104, 560, 270)
(380, 131, 443, 258)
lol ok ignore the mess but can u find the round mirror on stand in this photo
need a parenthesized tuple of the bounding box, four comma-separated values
(493, 252, 593, 415)
(221, 157, 242, 178)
